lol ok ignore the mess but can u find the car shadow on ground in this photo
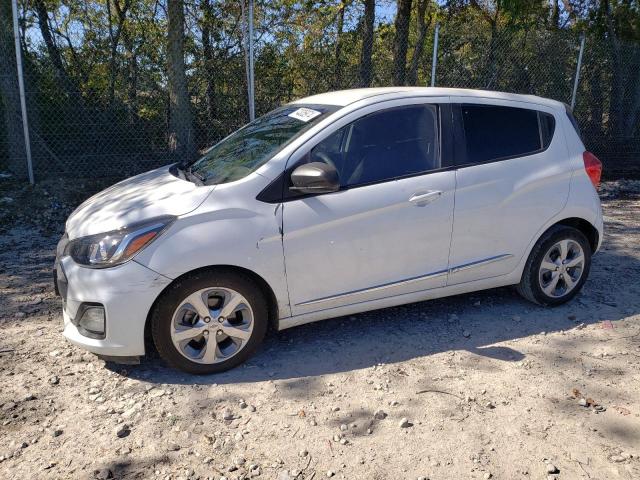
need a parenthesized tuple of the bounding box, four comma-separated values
(116, 244, 640, 386)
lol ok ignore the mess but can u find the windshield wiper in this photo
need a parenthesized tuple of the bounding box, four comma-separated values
(175, 164, 204, 186)
(187, 166, 205, 185)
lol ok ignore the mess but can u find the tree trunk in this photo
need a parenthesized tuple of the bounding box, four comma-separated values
(167, 0, 194, 160)
(106, 0, 131, 106)
(550, 0, 560, 28)
(359, 0, 375, 87)
(469, 0, 500, 88)
(407, 0, 431, 86)
(588, 68, 604, 137)
(201, 0, 217, 143)
(623, 48, 640, 138)
(561, 0, 576, 26)
(106, 0, 116, 104)
(484, 22, 498, 88)
(607, 60, 627, 172)
(33, 0, 79, 102)
(122, 29, 137, 124)
(393, 0, 412, 86)
(605, 5, 624, 137)
(333, 1, 346, 89)
(0, 1, 27, 176)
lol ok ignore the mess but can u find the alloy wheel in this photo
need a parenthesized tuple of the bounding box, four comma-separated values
(170, 287, 253, 364)
(538, 239, 585, 298)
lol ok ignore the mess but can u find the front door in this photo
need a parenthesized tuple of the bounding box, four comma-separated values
(282, 100, 456, 316)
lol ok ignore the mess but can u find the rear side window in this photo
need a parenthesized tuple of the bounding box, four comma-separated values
(460, 105, 553, 165)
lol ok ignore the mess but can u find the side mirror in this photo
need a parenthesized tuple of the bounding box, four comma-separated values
(290, 162, 340, 194)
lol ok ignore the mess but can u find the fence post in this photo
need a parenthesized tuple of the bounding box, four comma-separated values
(571, 34, 586, 110)
(11, 0, 34, 184)
(430, 23, 440, 87)
(247, 0, 255, 121)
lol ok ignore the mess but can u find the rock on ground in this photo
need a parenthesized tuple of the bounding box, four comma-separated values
(1, 184, 639, 479)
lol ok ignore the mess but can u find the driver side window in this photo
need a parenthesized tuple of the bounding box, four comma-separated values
(301, 104, 440, 188)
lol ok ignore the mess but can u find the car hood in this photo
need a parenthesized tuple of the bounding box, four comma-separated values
(65, 166, 214, 239)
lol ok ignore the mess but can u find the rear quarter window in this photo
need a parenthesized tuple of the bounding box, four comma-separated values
(539, 112, 556, 149)
(459, 104, 554, 165)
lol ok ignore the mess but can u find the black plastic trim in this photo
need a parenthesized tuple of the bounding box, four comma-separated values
(564, 104, 583, 141)
(72, 302, 107, 340)
(96, 355, 141, 365)
(53, 261, 68, 302)
(255, 172, 286, 203)
(538, 111, 556, 150)
(53, 267, 60, 297)
(440, 103, 455, 169)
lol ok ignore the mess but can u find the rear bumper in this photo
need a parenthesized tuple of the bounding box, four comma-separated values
(595, 199, 604, 253)
(57, 256, 172, 357)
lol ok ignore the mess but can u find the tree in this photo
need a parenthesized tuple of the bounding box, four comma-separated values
(119, 5, 138, 124)
(201, 0, 217, 142)
(333, 0, 347, 88)
(600, 0, 640, 139)
(4, 0, 639, 179)
(167, 0, 194, 160)
(359, 0, 375, 87)
(469, 0, 502, 88)
(0, 0, 26, 175)
(393, 0, 412, 85)
(33, 0, 81, 102)
(407, 0, 434, 85)
(106, 0, 132, 105)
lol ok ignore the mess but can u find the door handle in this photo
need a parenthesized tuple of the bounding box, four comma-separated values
(409, 190, 442, 206)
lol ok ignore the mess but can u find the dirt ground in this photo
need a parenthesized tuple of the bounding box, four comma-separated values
(0, 180, 639, 480)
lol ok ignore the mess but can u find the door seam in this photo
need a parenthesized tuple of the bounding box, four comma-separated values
(444, 169, 458, 286)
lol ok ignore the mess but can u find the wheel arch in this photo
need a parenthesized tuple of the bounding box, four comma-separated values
(553, 217, 599, 253)
(512, 215, 600, 287)
(516, 216, 596, 305)
(143, 265, 280, 356)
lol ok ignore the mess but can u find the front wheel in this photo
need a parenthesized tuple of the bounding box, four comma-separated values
(517, 226, 592, 306)
(151, 270, 268, 374)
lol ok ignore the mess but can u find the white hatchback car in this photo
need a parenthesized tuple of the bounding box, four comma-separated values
(55, 87, 603, 374)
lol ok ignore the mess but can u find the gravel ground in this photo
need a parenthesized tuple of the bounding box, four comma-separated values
(0, 182, 639, 480)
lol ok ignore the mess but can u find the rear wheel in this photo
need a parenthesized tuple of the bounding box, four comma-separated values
(151, 270, 268, 374)
(517, 226, 592, 306)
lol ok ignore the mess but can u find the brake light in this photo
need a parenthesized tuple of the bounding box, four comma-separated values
(583, 151, 602, 188)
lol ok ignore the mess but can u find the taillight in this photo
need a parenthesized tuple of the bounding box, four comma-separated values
(583, 151, 602, 188)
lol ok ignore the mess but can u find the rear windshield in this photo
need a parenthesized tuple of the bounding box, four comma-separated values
(190, 104, 338, 185)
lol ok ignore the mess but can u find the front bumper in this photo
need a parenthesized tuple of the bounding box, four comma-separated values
(56, 255, 172, 357)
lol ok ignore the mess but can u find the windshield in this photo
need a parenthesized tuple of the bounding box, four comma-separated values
(190, 104, 338, 184)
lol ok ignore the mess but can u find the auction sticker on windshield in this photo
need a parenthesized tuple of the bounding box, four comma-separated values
(288, 107, 322, 122)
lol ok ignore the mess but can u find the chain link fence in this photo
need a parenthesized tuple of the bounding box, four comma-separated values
(0, 1, 28, 180)
(1, 1, 639, 183)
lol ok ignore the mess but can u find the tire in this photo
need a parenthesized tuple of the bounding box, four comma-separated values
(151, 270, 268, 374)
(517, 225, 592, 306)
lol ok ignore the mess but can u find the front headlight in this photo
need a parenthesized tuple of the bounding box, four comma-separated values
(64, 216, 175, 268)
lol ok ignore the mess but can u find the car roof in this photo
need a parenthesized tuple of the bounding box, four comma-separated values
(292, 87, 564, 110)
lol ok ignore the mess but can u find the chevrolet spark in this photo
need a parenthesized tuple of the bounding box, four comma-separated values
(55, 87, 603, 374)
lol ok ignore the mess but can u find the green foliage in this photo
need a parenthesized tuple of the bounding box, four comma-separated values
(4, 0, 640, 179)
